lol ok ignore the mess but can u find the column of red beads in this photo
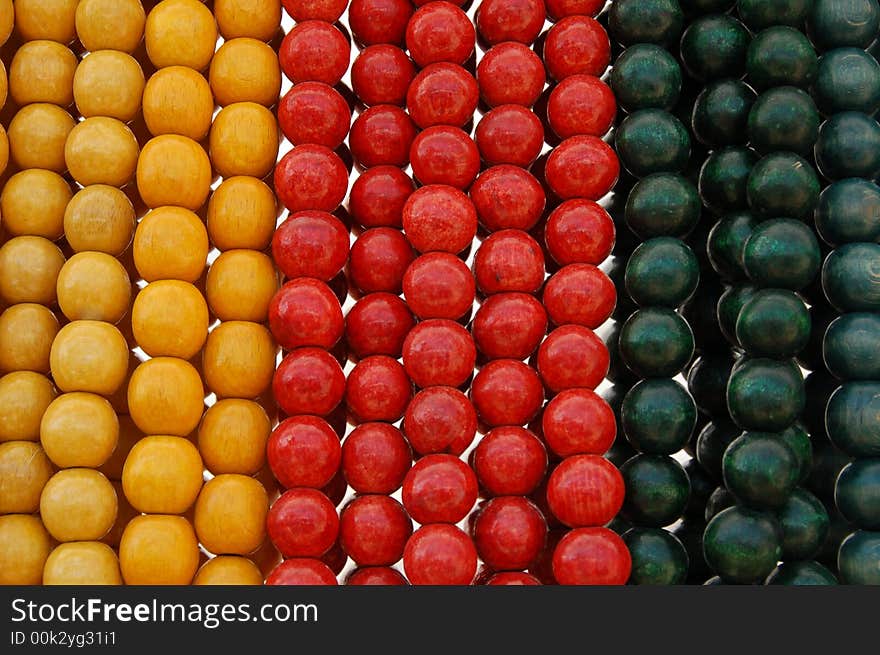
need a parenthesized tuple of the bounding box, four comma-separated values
(265, 0, 353, 586)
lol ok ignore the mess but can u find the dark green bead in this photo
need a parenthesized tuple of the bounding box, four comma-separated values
(622, 378, 697, 455)
(727, 357, 805, 431)
(687, 352, 736, 418)
(696, 419, 741, 480)
(808, 0, 880, 51)
(746, 152, 820, 220)
(684, 458, 716, 518)
(822, 243, 880, 312)
(746, 27, 818, 91)
(826, 382, 880, 456)
(815, 111, 880, 180)
(780, 423, 814, 483)
(815, 178, 880, 246)
(619, 307, 695, 378)
(604, 321, 640, 385)
(838, 529, 880, 584)
(680, 0, 737, 14)
(738, 0, 814, 29)
(625, 238, 699, 307)
(608, 0, 685, 48)
(823, 312, 880, 380)
(699, 148, 758, 215)
(680, 15, 752, 82)
(717, 283, 758, 346)
(625, 173, 701, 239)
(707, 212, 760, 281)
(703, 505, 783, 584)
(765, 561, 838, 584)
(723, 431, 801, 508)
(814, 47, 880, 115)
(615, 110, 691, 178)
(621, 454, 691, 527)
(806, 442, 853, 501)
(777, 488, 830, 559)
(835, 459, 880, 529)
(623, 527, 689, 585)
(743, 218, 821, 290)
(610, 45, 682, 112)
(736, 289, 811, 358)
(747, 86, 820, 156)
(691, 80, 756, 148)
(705, 486, 737, 522)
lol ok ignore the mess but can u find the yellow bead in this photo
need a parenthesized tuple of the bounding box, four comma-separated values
(40, 468, 118, 542)
(40, 392, 119, 469)
(0, 0, 13, 47)
(132, 280, 208, 359)
(194, 474, 268, 555)
(127, 357, 204, 436)
(14, 0, 78, 43)
(210, 38, 281, 107)
(207, 176, 277, 251)
(0, 515, 52, 585)
(145, 0, 218, 72)
(9, 40, 76, 106)
(0, 441, 54, 513)
(98, 415, 142, 481)
(133, 206, 208, 282)
(50, 320, 130, 396)
(198, 398, 270, 475)
(215, 0, 281, 41)
(8, 103, 75, 172)
(122, 435, 203, 514)
(64, 185, 136, 256)
(206, 250, 278, 322)
(203, 321, 275, 400)
(56, 252, 132, 324)
(43, 542, 122, 585)
(0, 169, 71, 240)
(194, 555, 263, 585)
(101, 480, 139, 547)
(0, 236, 65, 305)
(0, 372, 56, 442)
(137, 135, 212, 210)
(65, 117, 140, 188)
(73, 51, 145, 123)
(142, 66, 214, 141)
(0, 303, 59, 374)
(75, 0, 146, 53)
(119, 514, 200, 585)
(209, 102, 279, 179)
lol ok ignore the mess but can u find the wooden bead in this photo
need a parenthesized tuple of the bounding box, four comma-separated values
(625, 237, 699, 307)
(50, 320, 129, 396)
(0, 124, 7, 176)
(119, 515, 200, 585)
(0, 372, 56, 442)
(8, 103, 75, 172)
(625, 173, 700, 238)
(203, 321, 275, 399)
(680, 14, 750, 82)
(736, 288, 811, 358)
(823, 243, 880, 312)
(122, 435, 203, 514)
(0, 441, 53, 513)
(143, 66, 214, 140)
(824, 312, 880, 381)
(747, 152, 820, 220)
(692, 80, 755, 148)
(815, 111, 880, 180)
(210, 38, 281, 107)
(207, 176, 277, 251)
(137, 135, 211, 210)
(75, 0, 146, 53)
(133, 206, 208, 282)
(836, 459, 880, 528)
(738, 0, 812, 30)
(74, 51, 145, 123)
(64, 185, 135, 256)
(198, 399, 269, 475)
(622, 378, 696, 455)
(0, 169, 71, 240)
(816, 177, 880, 246)
(746, 26, 817, 92)
(608, 0, 683, 47)
(43, 542, 122, 585)
(610, 44, 681, 112)
(132, 280, 208, 359)
(40, 468, 117, 542)
(722, 432, 800, 509)
(826, 382, 880, 457)
(9, 40, 77, 107)
(127, 357, 204, 436)
(0, 303, 58, 374)
(145, 0, 218, 71)
(0, 515, 52, 585)
(619, 307, 694, 378)
(15, 0, 78, 43)
(194, 474, 268, 555)
(808, 0, 880, 51)
(814, 48, 880, 115)
(778, 488, 829, 560)
(209, 102, 279, 178)
(65, 117, 139, 187)
(707, 212, 759, 281)
(206, 250, 278, 322)
(766, 561, 838, 585)
(194, 556, 264, 585)
(616, 109, 690, 177)
(40, 392, 118, 468)
(0, 236, 65, 305)
(56, 252, 131, 323)
(743, 218, 821, 290)
(748, 86, 819, 156)
(727, 357, 805, 431)
(214, 0, 281, 41)
(0, 0, 12, 47)
(621, 454, 690, 527)
(703, 506, 781, 584)
(98, 416, 142, 481)
(623, 527, 688, 585)
(700, 147, 756, 216)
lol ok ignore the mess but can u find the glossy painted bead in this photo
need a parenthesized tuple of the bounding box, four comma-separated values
(403, 386, 477, 456)
(339, 496, 412, 566)
(548, 455, 625, 527)
(269, 278, 344, 350)
(342, 422, 411, 494)
(544, 15, 611, 81)
(349, 166, 414, 229)
(274, 145, 348, 213)
(475, 105, 544, 167)
(815, 179, 880, 246)
(623, 527, 688, 585)
(619, 308, 695, 378)
(473, 230, 545, 295)
(345, 356, 411, 423)
(748, 86, 819, 156)
(402, 319, 476, 388)
(626, 238, 698, 308)
(407, 63, 477, 129)
(349, 0, 412, 46)
(625, 174, 700, 238)
(475, 0, 544, 45)
(545, 200, 615, 266)
(543, 389, 616, 457)
(472, 293, 547, 360)
(404, 524, 477, 585)
(622, 379, 696, 455)
(826, 382, 880, 456)
(822, 243, 880, 312)
(722, 432, 800, 509)
(403, 252, 475, 320)
(473, 497, 546, 571)
(808, 0, 880, 50)
(748, 152, 820, 219)
(469, 166, 545, 232)
(545, 135, 619, 200)
(777, 488, 829, 560)
(544, 264, 616, 328)
(345, 293, 415, 358)
(836, 459, 880, 529)
(279, 21, 350, 86)
(470, 359, 544, 427)
(615, 110, 690, 178)
(552, 527, 631, 585)
(746, 27, 818, 92)
(405, 1, 475, 67)
(278, 83, 350, 149)
(608, 0, 684, 48)
(727, 357, 805, 431)
(838, 530, 880, 584)
(350, 105, 418, 169)
(473, 426, 547, 496)
(824, 313, 880, 380)
(268, 416, 341, 490)
(813, 47, 880, 115)
(707, 212, 759, 281)
(273, 348, 346, 417)
(743, 219, 821, 290)
(815, 111, 880, 180)
(349, 227, 415, 294)
(621, 454, 690, 527)
(680, 14, 751, 82)
(538, 325, 609, 392)
(273, 212, 348, 282)
(410, 126, 480, 189)
(610, 45, 681, 112)
(351, 45, 416, 107)
(476, 42, 545, 107)
(736, 289, 811, 358)
(402, 454, 477, 524)
(703, 506, 782, 584)
(267, 488, 338, 558)
(692, 80, 756, 148)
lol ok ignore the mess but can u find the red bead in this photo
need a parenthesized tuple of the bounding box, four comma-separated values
(273, 212, 349, 282)
(345, 293, 415, 358)
(472, 292, 547, 360)
(476, 0, 545, 45)
(473, 426, 548, 496)
(545, 135, 619, 201)
(351, 45, 416, 107)
(410, 126, 481, 189)
(403, 252, 475, 320)
(349, 0, 413, 46)
(546, 455, 624, 527)
(405, 1, 475, 68)
(402, 184, 478, 254)
(280, 21, 351, 86)
(267, 488, 339, 558)
(470, 165, 546, 232)
(471, 359, 544, 427)
(349, 227, 415, 294)
(552, 527, 631, 585)
(345, 355, 412, 423)
(273, 348, 346, 416)
(537, 325, 609, 392)
(269, 278, 344, 350)
(339, 495, 413, 566)
(346, 567, 409, 585)
(406, 63, 478, 129)
(543, 264, 616, 329)
(544, 16, 610, 81)
(542, 389, 616, 458)
(403, 386, 477, 456)
(266, 558, 338, 585)
(349, 166, 414, 229)
(473, 496, 547, 571)
(278, 82, 350, 149)
(486, 571, 541, 585)
(350, 105, 418, 169)
(475, 105, 545, 167)
(548, 75, 616, 139)
(342, 422, 412, 494)
(275, 145, 349, 212)
(545, 0, 606, 20)
(404, 524, 478, 585)
(477, 42, 545, 108)
(402, 454, 478, 524)
(473, 229, 545, 295)
(282, 0, 347, 22)
(528, 528, 565, 583)
(402, 319, 477, 388)
(545, 199, 615, 266)
(268, 415, 342, 489)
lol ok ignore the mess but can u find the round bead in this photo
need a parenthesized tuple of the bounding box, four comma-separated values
(738, 0, 812, 29)
(699, 147, 758, 215)
(206, 251, 277, 322)
(0, 515, 51, 584)
(545, 135, 620, 200)
(0, 304, 58, 374)
(621, 454, 690, 527)
(351, 45, 415, 107)
(815, 179, 880, 247)
(142, 66, 214, 141)
(722, 432, 800, 508)
(127, 357, 204, 436)
(608, 0, 684, 47)
(703, 506, 782, 584)
(548, 455, 625, 527)
(626, 238, 699, 307)
(194, 475, 268, 555)
(748, 86, 819, 156)
(8, 103, 74, 172)
(40, 469, 117, 542)
(402, 454, 477, 524)
(403, 386, 476, 456)
(209, 102, 278, 178)
(403, 252, 475, 320)
(707, 212, 759, 281)
(280, 20, 350, 85)
(727, 357, 805, 431)
(471, 166, 546, 232)
(477, 42, 545, 108)
(207, 177, 276, 252)
(349, 227, 414, 295)
(345, 293, 415, 358)
(544, 264, 615, 328)
(538, 325, 609, 392)
(824, 312, 880, 380)
(545, 200, 615, 266)
(836, 459, 880, 528)
(813, 47, 880, 114)
(552, 527, 631, 585)
(273, 348, 346, 416)
(75, 0, 146, 52)
(74, 51, 144, 122)
(349, 166, 414, 228)
(543, 389, 616, 457)
(470, 359, 544, 427)
(122, 436, 203, 514)
(203, 321, 275, 399)
(0, 441, 53, 514)
(0, 237, 64, 306)
(680, 14, 751, 82)
(823, 243, 880, 312)
(267, 488, 338, 558)
(475, 105, 544, 167)
(544, 15, 610, 81)
(473, 426, 547, 496)
(119, 515, 199, 585)
(808, 0, 880, 50)
(273, 212, 348, 282)
(765, 561, 838, 585)
(472, 293, 547, 360)
(826, 382, 880, 456)
(43, 542, 122, 586)
(137, 135, 211, 210)
(692, 80, 755, 148)
(548, 75, 615, 141)
(282, 0, 346, 22)
(473, 496, 546, 571)
(746, 26, 818, 91)
(405, 1, 475, 67)
(615, 109, 690, 178)
(268, 415, 340, 489)
(838, 530, 880, 584)
(407, 63, 478, 129)
(0, 372, 57, 443)
(476, 0, 544, 45)
(610, 44, 681, 112)
(199, 399, 269, 476)
(56, 252, 131, 324)
(214, 0, 280, 41)
(623, 527, 688, 585)
(625, 174, 700, 238)
(346, 567, 408, 585)
(619, 308, 695, 378)
(404, 524, 477, 586)
(350, 105, 418, 168)
(209, 38, 281, 108)
(145, 0, 217, 71)
(341, 422, 411, 494)
(65, 117, 139, 188)
(1, 169, 70, 240)
(266, 559, 337, 585)
(409, 125, 480, 189)
(345, 356, 412, 422)
(473, 229, 544, 295)
(50, 321, 128, 396)
(718, 284, 758, 347)
(622, 379, 696, 455)
(64, 185, 135, 255)
(736, 289, 811, 358)
(193, 557, 263, 586)
(777, 488, 829, 560)
(349, 0, 412, 46)
(402, 185, 477, 254)
(16, 0, 76, 42)
(743, 219, 821, 290)
(274, 145, 348, 212)
(339, 496, 412, 566)
(815, 111, 880, 180)
(9, 40, 76, 107)
(39, 392, 117, 469)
